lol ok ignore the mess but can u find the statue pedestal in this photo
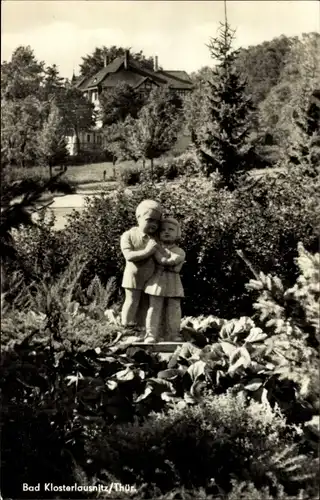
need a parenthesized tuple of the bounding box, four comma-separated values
(112, 339, 184, 361)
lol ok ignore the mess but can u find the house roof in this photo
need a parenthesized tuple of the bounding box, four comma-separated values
(133, 76, 160, 89)
(158, 70, 192, 83)
(73, 75, 89, 89)
(77, 54, 193, 92)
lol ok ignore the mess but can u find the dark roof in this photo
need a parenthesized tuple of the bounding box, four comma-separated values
(77, 54, 193, 92)
(154, 70, 193, 90)
(83, 57, 124, 89)
(158, 70, 192, 83)
(124, 59, 168, 84)
(99, 70, 160, 89)
(73, 75, 89, 89)
(133, 76, 160, 89)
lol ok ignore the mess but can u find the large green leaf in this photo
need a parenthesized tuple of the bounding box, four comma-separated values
(244, 379, 264, 391)
(220, 341, 237, 358)
(134, 385, 153, 403)
(115, 367, 135, 381)
(157, 369, 181, 381)
(245, 327, 268, 343)
(228, 346, 251, 373)
(187, 360, 206, 381)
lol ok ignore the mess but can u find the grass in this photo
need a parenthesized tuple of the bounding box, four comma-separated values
(5, 157, 166, 191)
(7, 161, 285, 196)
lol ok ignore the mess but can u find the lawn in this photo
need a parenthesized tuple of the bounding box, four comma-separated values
(5, 160, 140, 187)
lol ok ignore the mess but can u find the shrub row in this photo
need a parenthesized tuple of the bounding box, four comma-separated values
(118, 150, 200, 186)
(12, 167, 318, 318)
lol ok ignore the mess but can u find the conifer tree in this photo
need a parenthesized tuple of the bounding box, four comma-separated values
(194, 22, 255, 189)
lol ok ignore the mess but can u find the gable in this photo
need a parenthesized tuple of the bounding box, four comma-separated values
(134, 76, 160, 90)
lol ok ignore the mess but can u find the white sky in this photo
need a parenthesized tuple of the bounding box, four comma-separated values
(1, 0, 319, 78)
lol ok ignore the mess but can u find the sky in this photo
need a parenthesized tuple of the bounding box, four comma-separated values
(1, 0, 319, 78)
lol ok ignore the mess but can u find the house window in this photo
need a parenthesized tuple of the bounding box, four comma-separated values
(92, 91, 98, 102)
(87, 134, 91, 142)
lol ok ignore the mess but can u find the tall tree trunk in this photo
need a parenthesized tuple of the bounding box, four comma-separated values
(150, 157, 154, 181)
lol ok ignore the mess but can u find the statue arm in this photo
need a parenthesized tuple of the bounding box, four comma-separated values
(121, 232, 155, 262)
(156, 248, 186, 267)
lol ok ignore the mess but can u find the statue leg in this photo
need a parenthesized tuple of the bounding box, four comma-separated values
(145, 295, 164, 342)
(121, 288, 142, 326)
(166, 298, 181, 341)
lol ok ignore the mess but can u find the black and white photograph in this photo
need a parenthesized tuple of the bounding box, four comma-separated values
(1, 0, 319, 498)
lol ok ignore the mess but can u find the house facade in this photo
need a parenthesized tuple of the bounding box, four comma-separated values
(66, 50, 193, 156)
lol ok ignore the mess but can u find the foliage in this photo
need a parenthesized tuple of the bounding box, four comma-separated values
(1, 45, 45, 100)
(58, 167, 318, 318)
(113, 87, 183, 176)
(73, 392, 317, 499)
(193, 23, 256, 188)
(79, 45, 154, 78)
(1, 95, 44, 167)
(1, 244, 319, 499)
(36, 101, 69, 175)
(235, 35, 293, 106)
(0, 167, 74, 294)
(55, 84, 96, 154)
(100, 82, 147, 126)
(183, 70, 211, 139)
(258, 33, 320, 164)
(118, 151, 200, 186)
(1, 45, 95, 167)
(41, 63, 65, 101)
(118, 165, 143, 186)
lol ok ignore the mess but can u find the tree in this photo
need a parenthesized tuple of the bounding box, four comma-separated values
(116, 87, 182, 177)
(1, 46, 45, 100)
(1, 96, 44, 167)
(36, 102, 68, 177)
(100, 82, 147, 126)
(41, 64, 65, 101)
(193, 22, 255, 189)
(183, 69, 212, 141)
(79, 46, 154, 78)
(55, 84, 95, 154)
(258, 33, 320, 164)
(234, 35, 293, 106)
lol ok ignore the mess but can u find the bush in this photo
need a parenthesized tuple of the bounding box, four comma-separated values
(1, 246, 318, 499)
(168, 149, 201, 176)
(78, 393, 317, 498)
(56, 167, 318, 318)
(10, 210, 72, 285)
(119, 165, 142, 186)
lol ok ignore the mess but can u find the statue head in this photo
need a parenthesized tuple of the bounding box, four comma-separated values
(159, 217, 181, 244)
(135, 199, 162, 235)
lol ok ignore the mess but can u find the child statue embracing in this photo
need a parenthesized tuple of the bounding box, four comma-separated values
(120, 200, 185, 343)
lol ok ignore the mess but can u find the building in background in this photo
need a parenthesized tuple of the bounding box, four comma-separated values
(66, 50, 193, 156)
